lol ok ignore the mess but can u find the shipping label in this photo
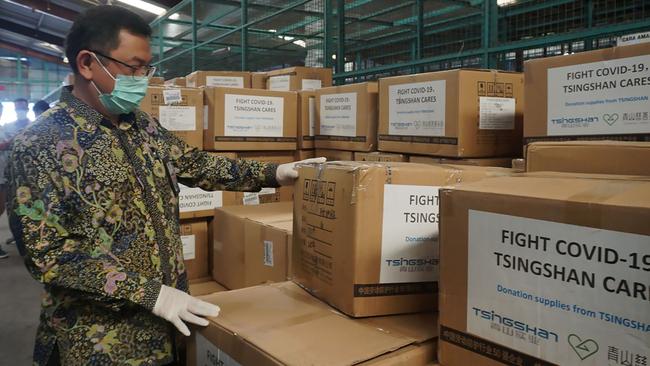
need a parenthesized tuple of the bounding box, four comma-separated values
(319, 92, 357, 137)
(179, 184, 223, 212)
(308, 96, 316, 136)
(264, 240, 274, 267)
(224, 94, 284, 137)
(268, 75, 291, 91)
(159, 106, 196, 131)
(547, 55, 650, 136)
(302, 79, 322, 91)
(467, 210, 650, 366)
(206, 76, 244, 88)
(162, 88, 182, 105)
(195, 333, 242, 366)
(181, 234, 195, 260)
(203, 105, 208, 130)
(242, 188, 276, 205)
(479, 97, 516, 130)
(380, 184, 441, 283)
(388, 80, 446, 136)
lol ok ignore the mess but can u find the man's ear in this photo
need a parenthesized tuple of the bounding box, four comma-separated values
(76, 50, 94, 81)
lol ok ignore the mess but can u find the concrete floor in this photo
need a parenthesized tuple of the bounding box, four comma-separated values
(0, 214, 42, 366)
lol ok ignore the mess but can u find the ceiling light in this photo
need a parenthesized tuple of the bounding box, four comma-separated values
(293, 40, 306, 48)
(63, 56, 69, 63)
(170, 13, 180, 20)
(331, 54, 336, 60)
(116, 0, 166, 15)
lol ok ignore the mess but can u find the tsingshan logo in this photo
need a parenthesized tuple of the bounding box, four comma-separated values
(471, 307, 559, 343)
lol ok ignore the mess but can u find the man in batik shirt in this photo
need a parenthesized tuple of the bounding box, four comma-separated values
(6, 6, 320, 365)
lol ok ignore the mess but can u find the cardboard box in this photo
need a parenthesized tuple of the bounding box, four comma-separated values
(298, 91, 317, 149)
(149, 76, 164, 85)
(295, 149, 316, 161)
(266, 66, 333, 91)
(251, 71, 268, 89)
(188, 279, 228, 296)
(378, 69, 524, 157)
(165, 77, 186, 87)
(140, 86, 204, 149)
(524, 43, 650, 144)
(185, 70, 251, 88)
(409, 155, 514, 168)
(438, 174, 650, 366)
(232, 152, 295, 205)
(204, 87, 298, 151)
(511, 158, 525, 172)
(355, 151, 408, 162)
(315, 82, 379, 152)
(525, 141, 650, 175)
(315, 148, 354, 162)
(180, 219, 209, 281)
(293, 162, 512, 317)
(212, 202, 293, 289)
(187, 282, 438, 366)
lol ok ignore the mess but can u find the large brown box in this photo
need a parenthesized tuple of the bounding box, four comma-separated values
(355, 151, 408, 162)
(293, 162, 512, 317)
(298, 91, 317, 149)
(409, 155, 514, 168)
(315, 82, 379, 152)
(140, 86, 204, 149)
(165, 77, 186, 87)
(266, 66, 333, 91)
(524, 43, 650, 144)
(525, 141, 650, 175)
(148, 76, 164, 85)
(188, 278, 227, 296)
(378, 69, 524, 157)
(212, 202, 293, 290)
(439, 174, 650, 366)
(251, 72, 268, 89)
(204, 87, 298, 151)
(314, 148, 354, 162)
(295, 149, 316, 161)
(233, 151, 295, 205)
(185, 70, 251, 88)
(187, 282, 438, 366)
(180, 219, 209, 281)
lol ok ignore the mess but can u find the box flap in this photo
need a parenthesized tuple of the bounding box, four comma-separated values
(198, 282, 434, 365)
(215, 201, 293, 222)
(190, 281, 228, 297)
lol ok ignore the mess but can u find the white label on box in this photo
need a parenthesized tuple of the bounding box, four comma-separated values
(242, 188, 276, 205)
(380, 184, 441, 283)
(223, 94, 284, 137)
(466, 210, 650, 365)
(187, 79, 196, 88)
(547, 54, 650, 136)
(196, 333, 242, 366)
(264, 240, 274, 267)
(159, 106, 196, 131)
(206, 76, 244, 88)
(203, 105, 208, 130)
(319, 92, 357, 137)
(308, 96, 316, 136)
(388, 80, 446, 136)
(178, 184, 223, 212)
(617, 31, 650, 46)
(181, 234, 195, 260)
(302, 79, 322, 91)
(163, 88, 182, 105)
(479, 97, 516, 130)
(269, 75, 291, 91)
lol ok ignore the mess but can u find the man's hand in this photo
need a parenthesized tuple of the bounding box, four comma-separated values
(276, 157, 326, 186)
(152, 285, 220, 336)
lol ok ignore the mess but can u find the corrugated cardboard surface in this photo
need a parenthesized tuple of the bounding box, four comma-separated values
(378, 69, 524, 157)
(265, 66, 333, 91)
(355, 152, 409, 162)
(187, 282, 438, 366)
(185, 70, 251, 88)
(204, 87, 297, 151)
(438, 174, 650, 366)
(295, 149, 316, 161)
(212, 202, 293, 289)
(165, 77, 186, 87)
(409, 155, 514, 168)
(189, 279, 228, 296)
(251, 72, 268, 89)
(524, 43, 650, 143)
(298, 91, 317, 149)
(293, 162, 512, 317)
(233, 152, 295, 204)
(315, 148, 354, 162)
(140, 86, 203, 149)
(180, 219, 209, 280)
(525, 140, 650, 175)
(315, 82, 379, 152)
(149, 77, 164, 85)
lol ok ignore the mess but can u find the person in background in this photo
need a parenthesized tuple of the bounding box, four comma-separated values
(0, 98, 32, 258)
(0, 101, 6, 259)
(6, 5, 323, 366)
(33, 100, 51, 118)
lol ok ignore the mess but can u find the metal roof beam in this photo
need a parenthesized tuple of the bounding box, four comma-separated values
(10, 0, 77, 22)
(0, 18, 65, 46)
(0, 40, 66, 65)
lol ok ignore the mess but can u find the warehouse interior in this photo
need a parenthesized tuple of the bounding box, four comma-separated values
(0, 0, 649, 365)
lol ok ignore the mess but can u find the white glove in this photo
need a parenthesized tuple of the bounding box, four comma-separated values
(152, 285, 220, 336)
(276, 157, 326, 186)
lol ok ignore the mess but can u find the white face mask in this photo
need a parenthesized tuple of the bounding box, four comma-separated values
(16, 110, 28, 120)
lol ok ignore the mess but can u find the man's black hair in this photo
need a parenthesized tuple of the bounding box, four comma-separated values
(65, 5, 152, 74)
(34, 100, 50, 114)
